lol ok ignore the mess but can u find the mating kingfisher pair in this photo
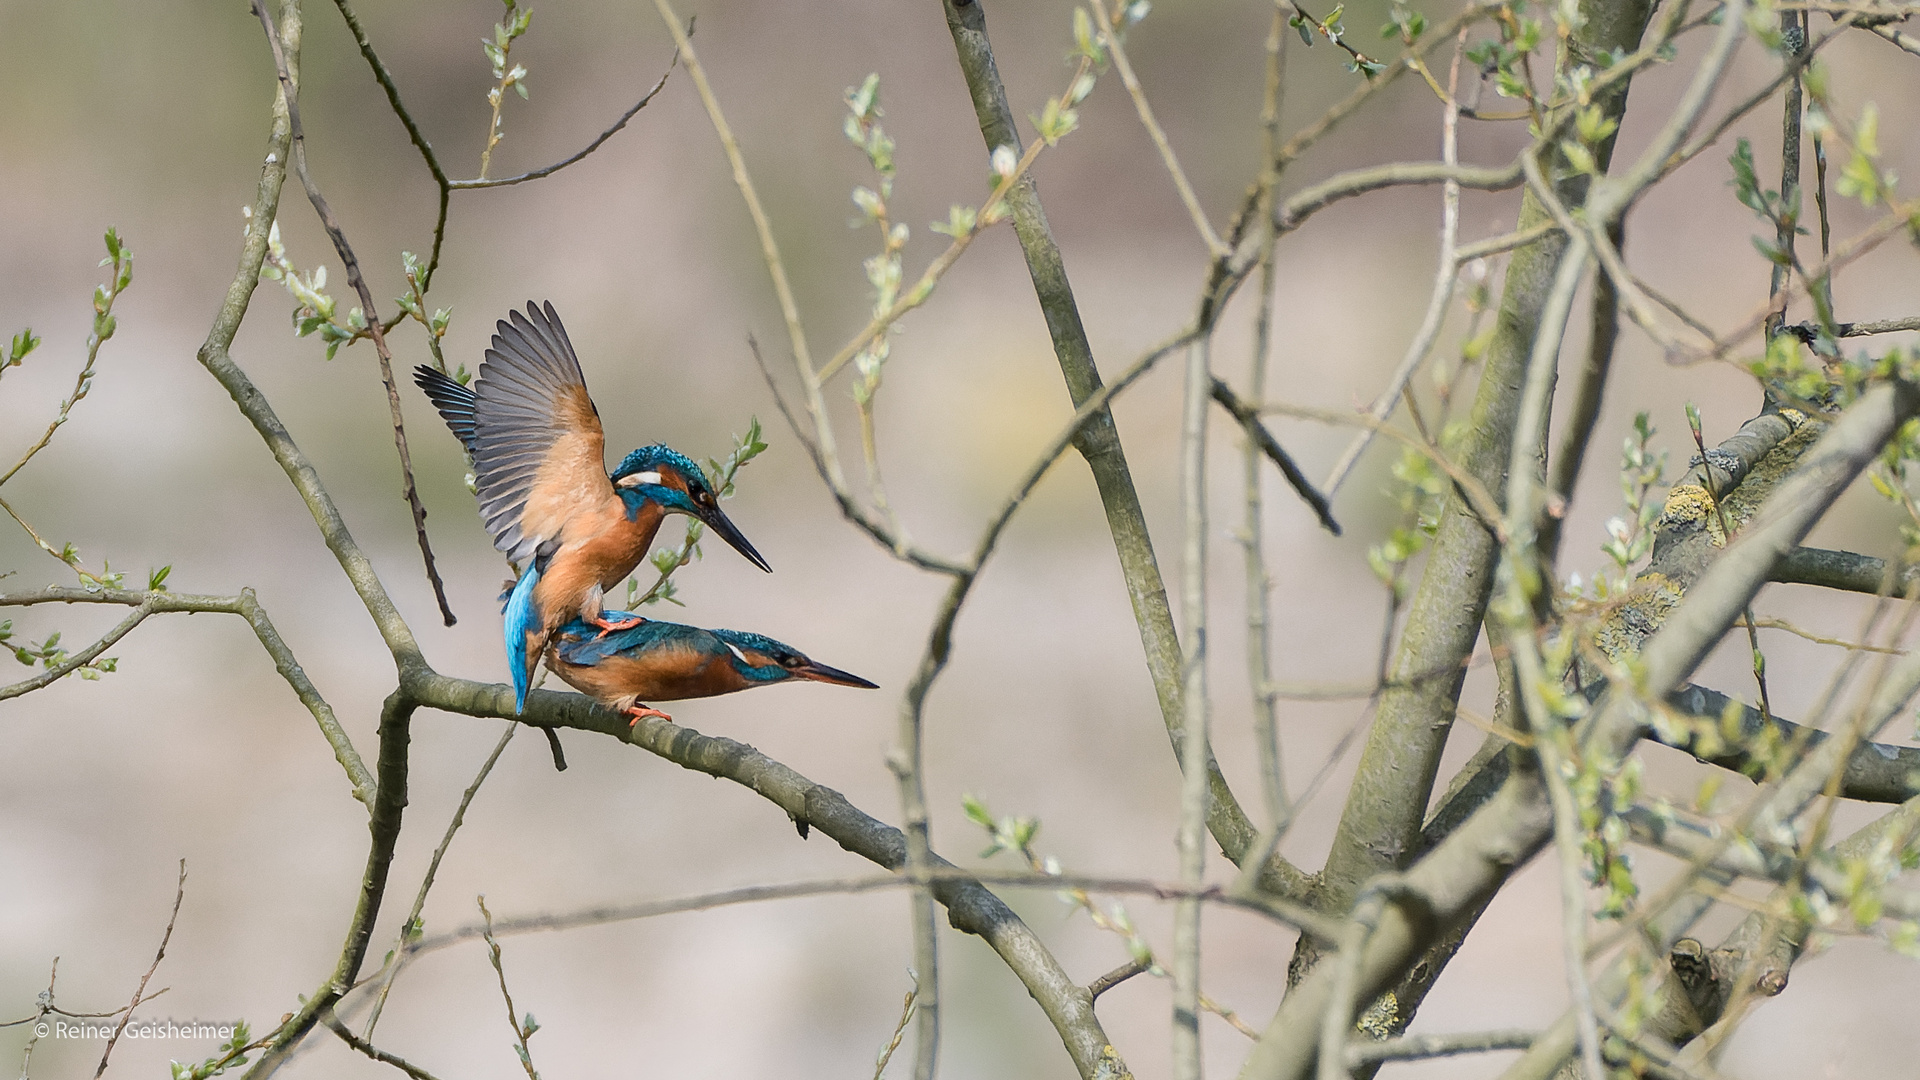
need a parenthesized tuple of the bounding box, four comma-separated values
(415, 302, 874, 724)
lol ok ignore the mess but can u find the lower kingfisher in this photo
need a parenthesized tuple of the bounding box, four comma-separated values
(545, 611, 878, 725)
(414, 302, 771, 713)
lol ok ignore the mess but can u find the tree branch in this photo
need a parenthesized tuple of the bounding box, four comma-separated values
(448, 55, 678, 190)
(1242, 374, 1920, 1080)
(322, 1011, 447, 1080)
(1211, 379, 1339, 534)
(250, 0, 455, 628)
(938, 0, 1309, 905)
(1772, 545, 1919, 593)
(198, 9, 424, 676)
(0, 586, 373, 804)
(247, 689, 412, 1078)
(407, 669, 1130, 1080)
(1309, 0, 1655, 959)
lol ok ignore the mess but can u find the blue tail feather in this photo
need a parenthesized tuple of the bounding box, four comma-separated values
(504, 562, 542, 712)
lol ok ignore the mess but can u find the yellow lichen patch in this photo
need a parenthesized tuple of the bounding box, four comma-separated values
(1721, 419, 1826, 527)
(1354, 991, 1401, 1042)
(1657, 484, 1715, 538)
(1592, 572, 1686, 663)
(1094, 1045, 1134, 1080)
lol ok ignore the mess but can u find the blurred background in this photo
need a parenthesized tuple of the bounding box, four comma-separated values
(3, 0, 1919, 1076)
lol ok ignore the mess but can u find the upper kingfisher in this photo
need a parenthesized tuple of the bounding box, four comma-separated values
(545, 611, 877, 725)
(414, 302, 771, 712)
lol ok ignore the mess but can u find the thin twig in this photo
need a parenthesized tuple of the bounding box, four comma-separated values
(1212, 379, 1339, 533)
(327, 0, 450, 286)
(451, 53, 679, 189)
(1258, 401, 1508, 541)
(1171, 329, 1211, 1080)
(362, 722, 518, 1039)
(94, 861, 186, 1078)
(15, 959, 57, 1079)
(1763, 6, 1807, 340)
(944, 0, 1314, 914)
(1739, 613, 1906, 653)
(251, 0, 456, 628)
(1453, 220, 1558, 262)
(1088, 0, 1228, 258)
(381, 866, 1343, 970)
(1321, 33, 1466, 497)
(653, 0, 809, 372)
(1266, 1, 1496, 174)
(1, 236, 130, 490)
(871, 975, 918, 1080)
(323, 1012, 447, 1080)
(1087, 960, 1150, 1002)
(478, 896, 540, 1080)
(878, 326, 1193, 1080)
(1680, 201, 1919, 364)
(1688, 411, 1776, 725)
(1541, 215, 1625, 566)
(0, 601, 149, 702)
(1238, 6, 1292, 906)
(1317, 889, 1387, 1080)
(1347, 1028, 1535, 1064)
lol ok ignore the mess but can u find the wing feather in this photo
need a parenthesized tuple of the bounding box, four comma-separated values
(469, 302, 614, 564)
(412, 366, 480, 455)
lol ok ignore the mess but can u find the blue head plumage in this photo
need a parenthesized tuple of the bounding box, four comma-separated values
(611, 445, 706, 515)
(612, 444, 701, 483)
(609, 444, 771, 573)
(711, 629, 811, 684)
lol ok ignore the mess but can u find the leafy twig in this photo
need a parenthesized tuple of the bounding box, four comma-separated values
(871, 974, 918, 1080)
(1, 229, 131, 489)
(478, 897, 541, 1080)
(478, 2, 534, 182)
(626, 418, 768, 608)
(249, 0, 457, 628)
(361, 722, 519, 1039)
(1, 585, 372, 804)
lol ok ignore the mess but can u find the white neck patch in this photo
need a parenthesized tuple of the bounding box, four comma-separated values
(723, 641, 749, 665)
(617, 470, 664, 488)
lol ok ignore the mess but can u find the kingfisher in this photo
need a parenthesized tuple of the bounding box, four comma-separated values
(546, 611, 878, 724)
(415, 302, 771, 712)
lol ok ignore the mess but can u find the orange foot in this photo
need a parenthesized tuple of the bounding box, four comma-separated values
(625, 704, 672, 727)
(592, 614, 646, 639)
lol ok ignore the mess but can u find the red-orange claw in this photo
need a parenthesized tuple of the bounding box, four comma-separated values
(624, 704, 672, 727)
(593, 615, 647, 639)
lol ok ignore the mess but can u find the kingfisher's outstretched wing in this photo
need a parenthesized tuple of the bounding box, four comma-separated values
(469, 302, 615, 566)
(413, 365, 479, 456)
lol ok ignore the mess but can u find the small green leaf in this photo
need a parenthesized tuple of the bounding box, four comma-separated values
(962, 793, 995, 829)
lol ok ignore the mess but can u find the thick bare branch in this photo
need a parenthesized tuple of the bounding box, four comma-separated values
(939, 0, 1309, 905)
(1309, 0, 1658, 951)
(1772, 545, 1919, 593)
(1243, 378, 1920, 1080)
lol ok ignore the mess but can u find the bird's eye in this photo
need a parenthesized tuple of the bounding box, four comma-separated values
(781, 654, 804, 669)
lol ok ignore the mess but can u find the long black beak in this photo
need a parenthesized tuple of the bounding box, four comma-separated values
(699, 504, 772, 572)
(793, 659, 879, 689)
